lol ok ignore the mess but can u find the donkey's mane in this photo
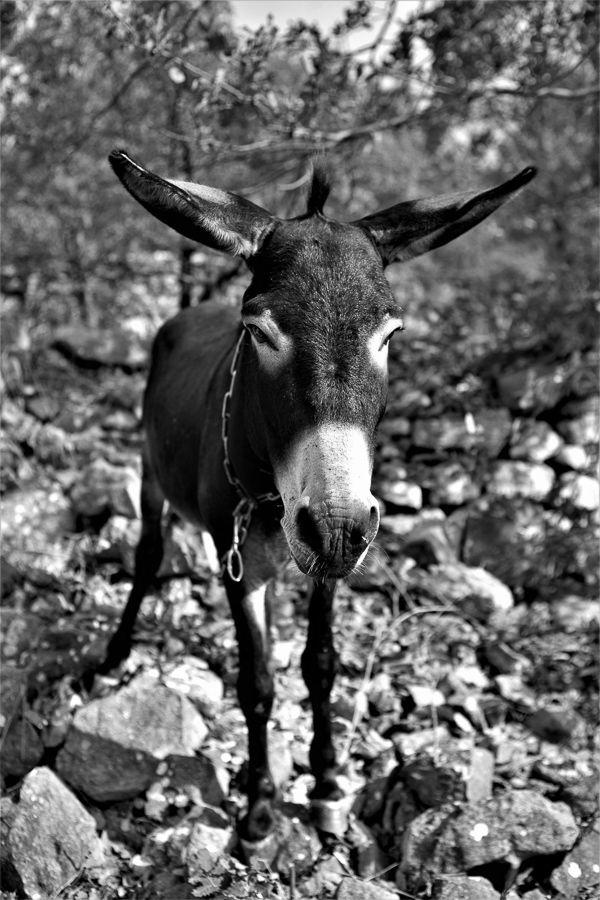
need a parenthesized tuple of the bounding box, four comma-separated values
(306, 156, 334, 216)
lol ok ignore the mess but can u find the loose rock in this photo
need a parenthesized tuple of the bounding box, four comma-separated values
(351, 820, 391, 879)
(7, 767, 105, 900)
(382, 507, 447, 538)
(400, 790, 579, 889)
(558, 472, 600, 510)
(412, 409, 511, 455)
(484, 640, 533, 675)
(554, 443, 589, 471)
(461, 498, 547, 588)
(146, 753, 229, 817)
(401, 745, 494, 809)
(183, 809, 234, 883)
(405, 562, 513, 621)
(335, 876, 398, 899)
(558, 774, 600, 819)
(400, 515, 458, 566)
(270, 811, 322, 879)
(377, 478, 423, 510)
(496, 359, 569, 412)
(70, 457, 141, 520)
(428, 461, 481, 507)
(549, 822, 600, 899)
(510, 418, 563, 462)
(163, 657, 224, 716)
(0, 666, 44, 782)
(487, 460, 555, 501)
(431, 875, 500, 899)
(394, 726, 451, 760)
(551, 595, 599, 629)
(56, 674, 208, 801)
(525, 706, 586, 746)
(556, 396, 599, 445)
(378, 415, 412, 437)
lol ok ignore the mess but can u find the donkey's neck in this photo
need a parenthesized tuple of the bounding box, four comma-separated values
(226, 335, 280, 503)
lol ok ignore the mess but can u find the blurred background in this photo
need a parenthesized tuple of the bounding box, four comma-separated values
(1, 0, 597, 334)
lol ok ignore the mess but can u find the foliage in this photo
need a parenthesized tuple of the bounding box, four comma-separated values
(0, 0, 597, 342)
(190, 854, 285, 899)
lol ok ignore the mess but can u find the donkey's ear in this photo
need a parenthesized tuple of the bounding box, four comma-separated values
(109, 149, 276, 259)
(354, 167, 536, 266)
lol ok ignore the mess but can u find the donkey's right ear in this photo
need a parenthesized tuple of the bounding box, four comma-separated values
(109, 150, 276, 259)
(354, 167, 536, 267)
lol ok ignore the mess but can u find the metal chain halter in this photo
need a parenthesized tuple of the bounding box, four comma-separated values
(221, 328, 280, 582)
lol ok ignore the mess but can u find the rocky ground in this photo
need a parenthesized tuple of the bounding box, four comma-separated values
(0, 310, 598, 900)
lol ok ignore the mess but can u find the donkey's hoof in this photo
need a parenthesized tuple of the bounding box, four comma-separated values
(310, 796, 352, 836)
(238, 831, 279, 866)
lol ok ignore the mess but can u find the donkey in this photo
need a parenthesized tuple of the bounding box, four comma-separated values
(101, 149, 535, 848)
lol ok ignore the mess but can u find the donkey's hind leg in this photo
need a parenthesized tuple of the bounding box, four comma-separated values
(99, 449, 165, 673)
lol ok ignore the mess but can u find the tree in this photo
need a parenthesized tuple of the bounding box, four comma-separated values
(1, 0, 597, 341)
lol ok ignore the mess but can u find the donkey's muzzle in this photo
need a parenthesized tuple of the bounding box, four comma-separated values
(290, 496, 380, 577)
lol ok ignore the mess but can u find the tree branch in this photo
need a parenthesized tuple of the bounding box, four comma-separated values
(488, 85, 600, 100)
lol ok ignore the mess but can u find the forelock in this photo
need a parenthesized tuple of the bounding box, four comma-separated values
(305, 155, 334, 216)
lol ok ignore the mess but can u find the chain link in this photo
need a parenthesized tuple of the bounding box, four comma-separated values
(221, 329, 280, 582)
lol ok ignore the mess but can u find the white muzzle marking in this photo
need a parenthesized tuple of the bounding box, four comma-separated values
(276, 424, 379, 575)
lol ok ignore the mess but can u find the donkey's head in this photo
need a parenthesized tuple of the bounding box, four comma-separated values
(109, 150, 535, 578)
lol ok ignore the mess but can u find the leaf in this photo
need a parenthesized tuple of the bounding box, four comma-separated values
(192, 873, 226, 898)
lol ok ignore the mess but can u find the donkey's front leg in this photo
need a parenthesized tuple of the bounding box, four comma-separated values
(225, 573, 277, 844)
(301, 578, 346, 833)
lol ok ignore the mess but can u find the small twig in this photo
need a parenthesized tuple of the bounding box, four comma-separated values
(331, 848, 354, 875)
(364, 861, 399, 882)
(374, 552, 416, 614)
(0, 681, 26, 756)
(368, 0, 398, 66)
(339, 620, 386, 766)
(366, 861, 420, 899)
(278, 171, 311, 192)
(48, 850, 94, 899)
(338, 602, 474, 765)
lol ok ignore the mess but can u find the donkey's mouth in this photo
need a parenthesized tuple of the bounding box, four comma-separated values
(289, 544, 370, 580)
(283, 507, 377, 580)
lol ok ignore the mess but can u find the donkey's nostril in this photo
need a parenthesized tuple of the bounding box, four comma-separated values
(350, 524, 367, 546)
(368, 504, 379, 538)
(296, 505, 324, 554)
(350, 505, 379, 549)
(350, 506, 379, 553)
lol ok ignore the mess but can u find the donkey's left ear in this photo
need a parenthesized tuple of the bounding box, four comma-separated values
(109, 149, 276, 259)
(354, 167, 536, 266)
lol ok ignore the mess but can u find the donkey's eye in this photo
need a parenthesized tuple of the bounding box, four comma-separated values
(382, 327, 402, 348)
(247, 324, 271, 346)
